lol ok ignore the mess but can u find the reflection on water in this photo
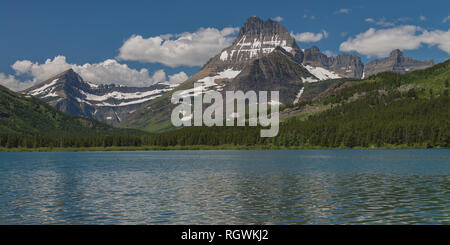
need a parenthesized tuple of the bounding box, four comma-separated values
(0, 150, 449, 224)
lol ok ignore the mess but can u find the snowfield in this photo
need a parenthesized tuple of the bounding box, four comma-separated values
(303, 65, 342, 80)
(293, 87, 305, 104)
(179, 69, 242, 98)
(29, 79, 59, 96)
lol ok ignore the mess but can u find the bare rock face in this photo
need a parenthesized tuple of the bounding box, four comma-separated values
(203, 16, 304, 72)
(331, 54, 365, 78)
(23, 69, 178, 125)
(225, 47, 316, 104)
(302, 46, 364, 78)
(363, 49, 434, 78)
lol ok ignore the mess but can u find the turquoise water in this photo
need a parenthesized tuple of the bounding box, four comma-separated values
(0, 150, 449, 224)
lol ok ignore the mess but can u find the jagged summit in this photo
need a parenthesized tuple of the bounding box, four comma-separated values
(235, 16, 290, 41)
(390, 49, 403, 58)
(23, 68, 82, 94)
(203, 16, 304, 72)
(364, 49, 434, 78)
(309, 46, 320, 52)
(302, 46, 364, 78)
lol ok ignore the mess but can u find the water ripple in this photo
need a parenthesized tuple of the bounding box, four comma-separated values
(0, 150, 449, 224)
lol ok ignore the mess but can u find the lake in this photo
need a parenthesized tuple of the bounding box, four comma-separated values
(0, 150, 449, 224)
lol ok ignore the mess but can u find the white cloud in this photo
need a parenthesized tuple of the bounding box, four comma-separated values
(272, 16, 283, 22)
(443, 15, 450, 23)
(117, 27, 239, 67)
(12, 56, 72, 82)
(419, 16, 427, 21)
(364, 17, 396, 27)
(1, 56, 189, 91)
(340, 25, 450, 57)
(168, 71, 189, 84)
(375, 17, 395, 27)
(323, 50, 337, 57)
(291, 30, 328, 43)
(303, 14, 315, 20)
(335, 8, 350, 15)
(365, 17, 414, 26)
(0, 73, 33, 91)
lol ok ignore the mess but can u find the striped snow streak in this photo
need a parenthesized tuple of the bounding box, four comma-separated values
(303, 65, 342, 80)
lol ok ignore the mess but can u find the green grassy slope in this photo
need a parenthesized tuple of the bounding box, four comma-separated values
(0, 85, 140, 136)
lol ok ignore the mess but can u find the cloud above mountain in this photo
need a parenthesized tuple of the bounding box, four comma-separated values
(340, 25, 450, 57)
(291, 30, 328, 43)
(117, 27, 239, 67)
(334, 8, 351, 15)
(272, 16, 283, 22)
(0, 73, 27, 91)
(0, 56, 188, 91)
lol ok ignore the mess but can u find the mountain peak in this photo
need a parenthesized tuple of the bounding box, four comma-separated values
(43, 68, 78, 81)
(389, 49, 403, 58)
(243, 16, 264, 25)
(22, 67, 178, 126)
(310, 46, 321, 52)
(66, 68, 76, 74)
(237, 16, 289, 40)
(364, 49, 434, 77)
(201, 16, 303, 72)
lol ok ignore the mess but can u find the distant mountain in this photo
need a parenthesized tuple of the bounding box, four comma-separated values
(302, 46, 364, 79)
(121, 16, 321, 131)
(363, 49, 434, 78)
(0, 84, 137, 135)
(23, 69, 178, 125)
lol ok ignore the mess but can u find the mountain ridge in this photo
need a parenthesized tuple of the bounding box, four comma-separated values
(0, 83, 139, 135)
(23, 69, 179, 125)
(363, 49, 434, 78)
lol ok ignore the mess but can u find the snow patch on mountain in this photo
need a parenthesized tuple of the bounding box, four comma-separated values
(29, 78, 59, 96)
(79, 88, 171, 102)
(303, 65, 342, 80)
(221, 35, 294, 61)
(293, 87, 305, 104)
(302, 77, 318, 83)
(179, 69, 241, 98)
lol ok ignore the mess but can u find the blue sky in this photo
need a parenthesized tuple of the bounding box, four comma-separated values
(0, 0, 449, 90)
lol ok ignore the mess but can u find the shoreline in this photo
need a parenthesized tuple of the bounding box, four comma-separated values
(0, 144, 446, 152)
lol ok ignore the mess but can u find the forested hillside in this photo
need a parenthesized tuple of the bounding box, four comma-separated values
(0, 85, 139, 136)
(1, 60, 449, 150)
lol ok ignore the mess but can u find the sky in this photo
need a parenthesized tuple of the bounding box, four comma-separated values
(0, 0, 449, 90)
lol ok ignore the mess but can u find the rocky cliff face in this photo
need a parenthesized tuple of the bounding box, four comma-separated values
(23, 69, 178, 125)
(363, 49, 434, 78)
(225, 47, 316, 104)
(203, 16, 304, 72)
(302, 46, 364, 78)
